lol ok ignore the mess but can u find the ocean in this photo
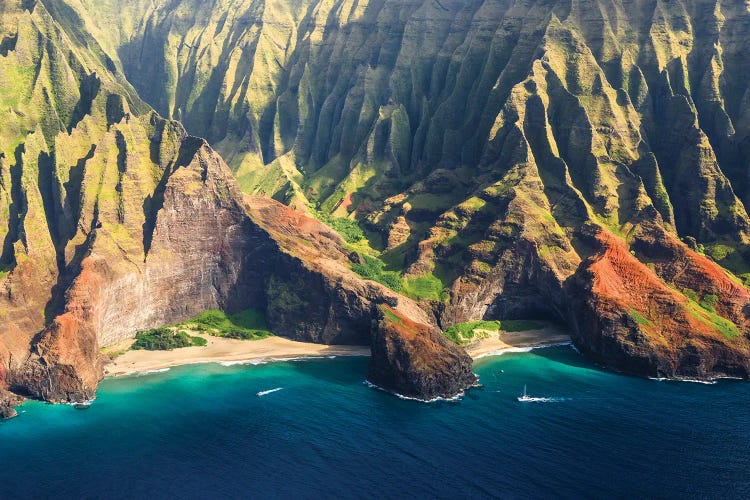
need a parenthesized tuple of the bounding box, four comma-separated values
(1, 346, 748, 499)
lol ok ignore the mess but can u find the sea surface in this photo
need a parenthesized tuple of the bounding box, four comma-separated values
(2, 346, 749, 499)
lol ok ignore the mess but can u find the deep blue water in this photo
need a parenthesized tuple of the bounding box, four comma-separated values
(2, 346, 749, 499)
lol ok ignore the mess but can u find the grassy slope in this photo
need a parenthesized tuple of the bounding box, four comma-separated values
(443, 320, 547, 346)
(179, 309, 274, 340)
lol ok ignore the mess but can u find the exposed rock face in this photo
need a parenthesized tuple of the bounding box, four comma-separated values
(0, 390, 23, 419)
(567, 222, 750, 380)
(245, 195, 440, 347)
(2, 122, 477, 404)
(3, 124, 476, 403)
(368, 306, 477, 400)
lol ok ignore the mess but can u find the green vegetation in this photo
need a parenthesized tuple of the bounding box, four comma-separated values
(351, 254, 449, 301)
(700, 294, 718, 313)
(443, 320, 546, 345)
(682, 288, 699, 302)
(314, 210, 365, 244)
(628, 309, 653, 327)
(704, 244, 750, 282)
(402, 274, 446, 301)
(352, 255, 403, 292)
(131, 328, 207, 351)
(328, 217, 365, 244)
(381, 307, 403, 325)
(444, 321, 498, 345)
(677, 288, 740, 339)
(686, 302, 741, 340)
(181, 309, 273, 340)
(678, 291, 740, 340)
(704, 244, 734, 262)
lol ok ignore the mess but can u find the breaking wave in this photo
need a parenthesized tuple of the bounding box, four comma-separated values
(474, 342, 573, 360)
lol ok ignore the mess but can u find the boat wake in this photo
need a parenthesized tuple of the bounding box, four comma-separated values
(256, 388, 284, 397)
(517, 385, 568, 403)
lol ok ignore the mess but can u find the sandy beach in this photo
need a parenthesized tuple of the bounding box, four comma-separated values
(104, 334, 371, 376)
(104, 326, 571, 377)
(465, 327, 571, 359)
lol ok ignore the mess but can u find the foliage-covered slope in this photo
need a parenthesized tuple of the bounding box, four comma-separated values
(56, 1, 745, 237)
(62, 0, 750, 356)
(60, 0, 749, 270)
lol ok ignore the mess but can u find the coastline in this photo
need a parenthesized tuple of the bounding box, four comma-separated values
(104, 327, 571, 377)
(465, 327, 572, 359)
(104, 334, 371, 377)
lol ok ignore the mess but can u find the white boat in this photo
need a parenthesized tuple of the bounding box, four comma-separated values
(517, 385, 534, 402)
(256, 387, 283, 397)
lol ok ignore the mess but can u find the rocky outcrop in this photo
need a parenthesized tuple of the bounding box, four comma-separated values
(567, 223, 750, 380)
(0, 390, 23, 419)
(368, 306, 477, 400)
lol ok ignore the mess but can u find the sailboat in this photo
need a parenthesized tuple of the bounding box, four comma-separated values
(517, 385, 534, 402)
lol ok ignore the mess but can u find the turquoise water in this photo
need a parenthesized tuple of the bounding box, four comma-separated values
(2, 346, 749, 498)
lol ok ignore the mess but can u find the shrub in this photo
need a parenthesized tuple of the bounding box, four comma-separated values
(402, 274, 446, 301)
(315, 210, 365, 244)
(700, 294, 718, 312)
(443, 321, 501, 346)
(352, 256, 403, 292)
(329, 217, 365, 243)
(182, 309, 273, 340)
(131, 328, 206, 351)
(442, 320, 546, 345)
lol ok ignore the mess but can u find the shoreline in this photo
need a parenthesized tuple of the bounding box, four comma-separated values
(465, 327, 572, 359)
(104, 327, 571, 378)
(104, 334, 371, 377)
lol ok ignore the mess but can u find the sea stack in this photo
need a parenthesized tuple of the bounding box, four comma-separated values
(368, 306, 478, 400)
